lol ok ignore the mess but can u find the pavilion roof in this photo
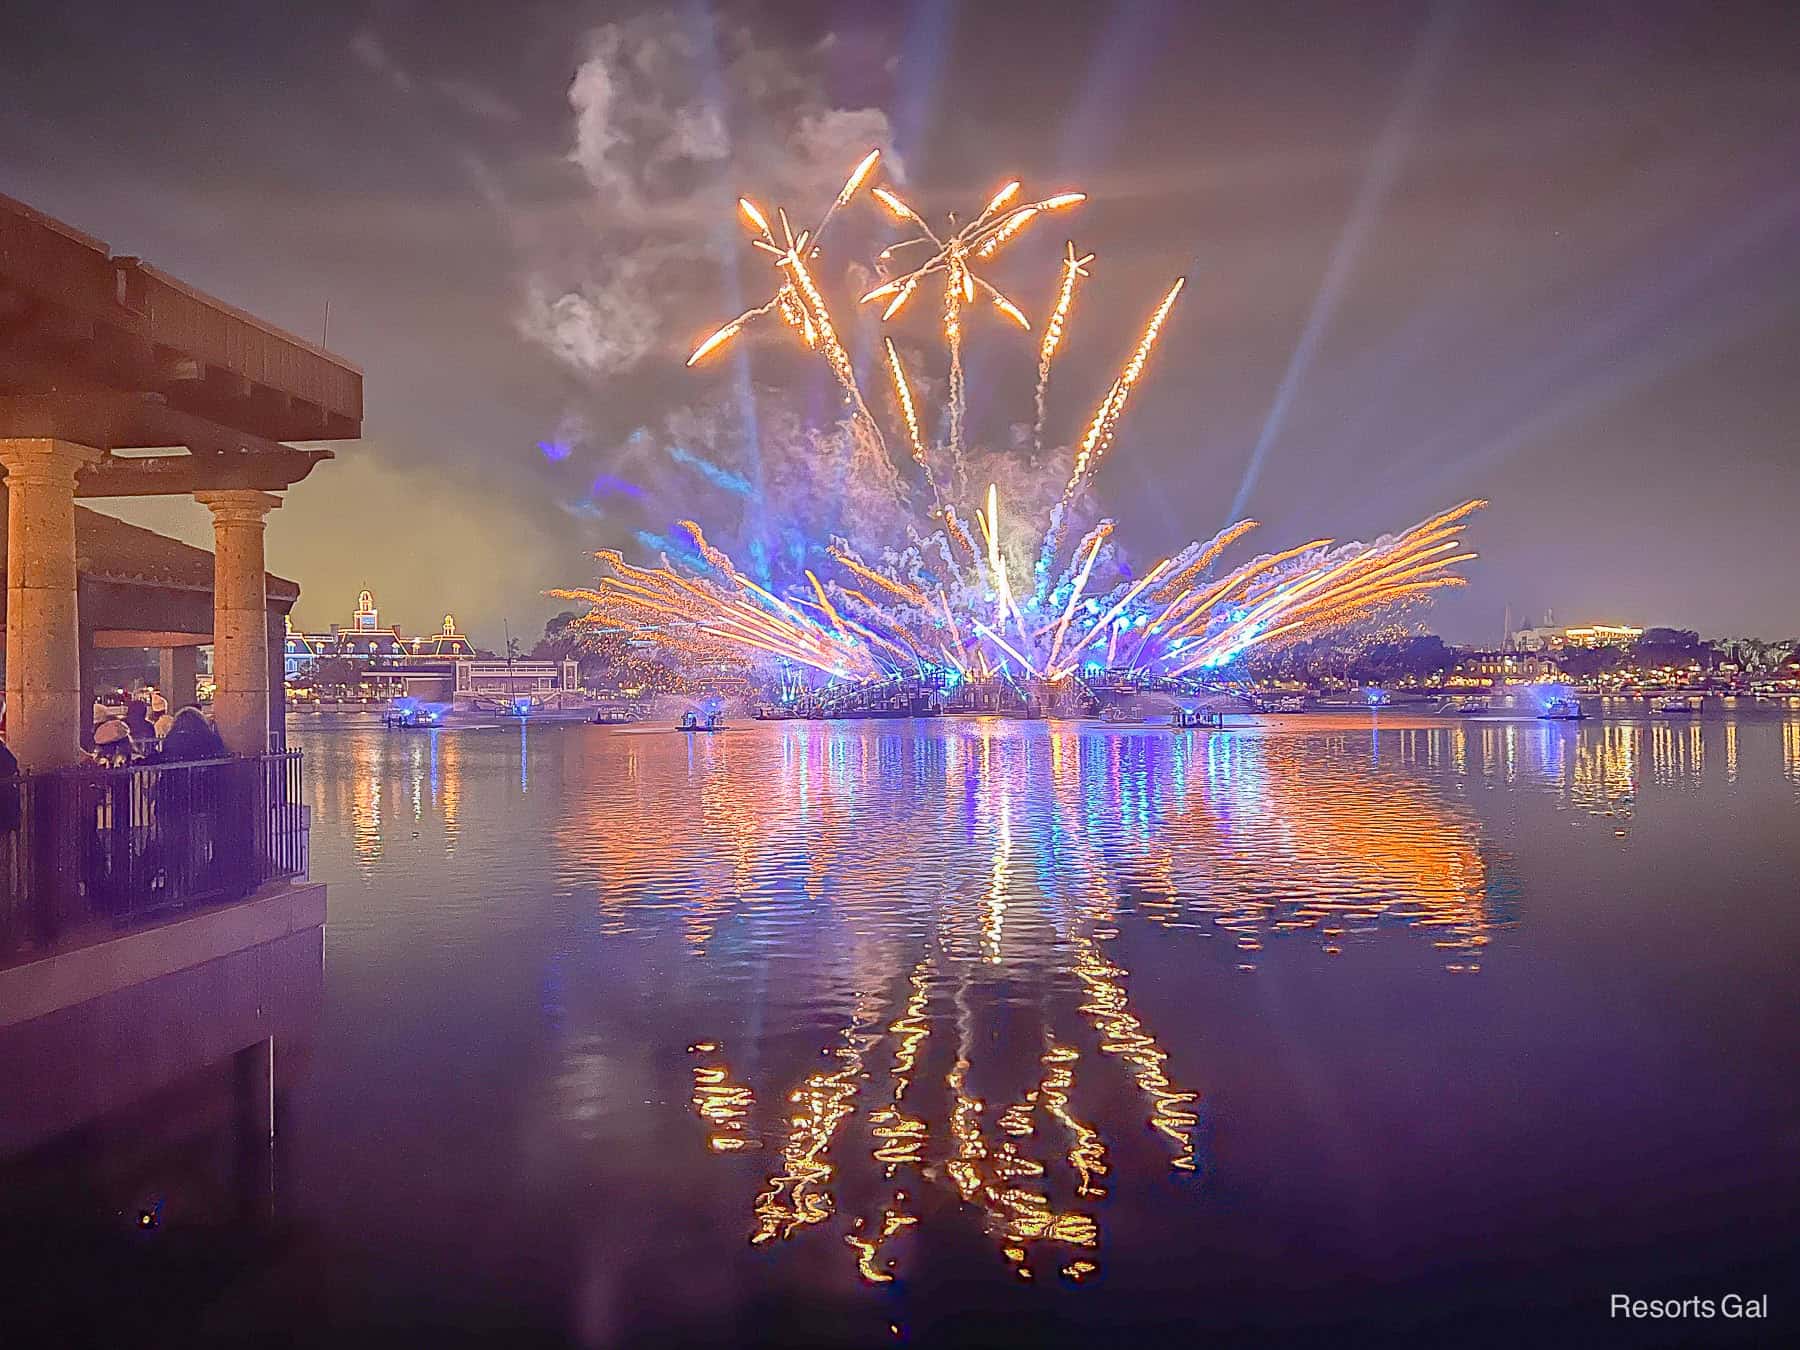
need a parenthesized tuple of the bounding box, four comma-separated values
(0, 497, 298, 601)
(76, 506, 300, 600)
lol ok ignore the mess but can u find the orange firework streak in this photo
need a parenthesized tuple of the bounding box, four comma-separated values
(574, 152, 1482, 688)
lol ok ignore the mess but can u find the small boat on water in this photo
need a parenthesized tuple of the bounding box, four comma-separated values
(382, 700, 442, 729)
(1100, 705, 1148, 724)
(1170, 707, 1224, 729)
(1538, 696, 1587, 721)
(591, 707, 635, 725)
(1655, 696, 1700, 715)
(679, 710, 726, 732)
(1255, 696, 1305, 714)
(1436, 696, 1490, 716)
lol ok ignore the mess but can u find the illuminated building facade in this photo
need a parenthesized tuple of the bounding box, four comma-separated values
(283, 588, 579, 703)
(1450, 650, 1554, 684)
(284, 588, 478, 679)
(1510, 623, 1643, 652)
(454, 659, 579, 698)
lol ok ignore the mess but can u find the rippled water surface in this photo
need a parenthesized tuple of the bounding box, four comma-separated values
(278, 712, 1800, 1343)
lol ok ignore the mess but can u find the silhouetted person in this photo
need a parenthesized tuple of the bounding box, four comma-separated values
(88, 721, 138, 910)
(123, 699, 156, 755)
(157, 707, 248, 897)
(160, 707, 226, 763)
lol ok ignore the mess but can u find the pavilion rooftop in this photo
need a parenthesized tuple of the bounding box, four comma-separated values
(0, 191, 362, 495)
(0, 496, 299, 603)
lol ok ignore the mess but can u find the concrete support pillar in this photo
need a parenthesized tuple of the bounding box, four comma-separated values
(160, 644, 200, 711)
(196, 490, 281, 755)
(1, 438, 102, 769)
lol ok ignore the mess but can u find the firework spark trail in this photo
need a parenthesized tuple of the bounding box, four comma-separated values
(678, 519, 740, 578)
(1035, 244, 1094, 454)
(1063, 277, 1186, 503)
(1150, 519, 1261, 604)
(1043, 524, 1114, 674)
(971, 484, 1035, 656)
(687, 153, 880, 369)
(863, 179, 1083, 476)
(862, 184, 1083, 316)
(1159, 538, 1336, 641)
(942, 504, 981, 562)
(1044, 558, 1172, 681)
(583, 153, 1482, 694)
(883, 338, 939, 506)
(1159, 505, 1485, 674)
(944, 251, 968, 474)
(686, 296, 781, 368)
(781, 244, 886, 460)
(1035, 276, 1186, 584)
(815, 147, 881, 241)
(828, 543, 931, 607)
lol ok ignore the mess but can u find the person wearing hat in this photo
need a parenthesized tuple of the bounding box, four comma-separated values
(93, 718, 134, 766)
(87, 720, 139, 908)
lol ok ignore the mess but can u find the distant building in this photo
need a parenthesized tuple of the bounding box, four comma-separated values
(1510, 623, 1642, 652)
(284, 588, 477, 679)
(351, 587, 380, 632)
(408, 615, 481, 661)
(454, 659, 579, 699)
(285, 589, 583, 704)
(1450, 650, 1554, 684)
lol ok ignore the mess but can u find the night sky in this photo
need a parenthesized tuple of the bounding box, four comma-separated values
(4, 0, 1797, 646)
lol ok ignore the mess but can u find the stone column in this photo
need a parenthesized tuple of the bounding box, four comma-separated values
(160, 644, 200, 711)
(196, 490, 281, 755)
(1, 438, 102, 769)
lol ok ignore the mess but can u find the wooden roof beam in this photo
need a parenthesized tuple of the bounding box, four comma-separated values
(76, 446, 333, 497)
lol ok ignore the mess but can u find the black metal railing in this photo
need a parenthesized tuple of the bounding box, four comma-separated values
(0, 752, 307, 962)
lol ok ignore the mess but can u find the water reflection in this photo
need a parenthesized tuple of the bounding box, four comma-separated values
(1126, 732, 1494, 966)
(537, 719, 1550, 1283)
(279, 711, 1800, 1328)
(305, 723, 476, 877)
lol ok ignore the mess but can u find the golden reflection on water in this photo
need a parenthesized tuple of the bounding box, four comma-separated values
(305, 727, 471, 875)
(580, 718, 1527, 1285)
(1569, 724, 1638, 819)
(693, 892, 1175, 1284)
(750, 992, 883, 1245)
(530, 714, 1797, 1284)
(289, 712, 1798, 1290)
(1649, 722, 1704, 788)
(1127, 732, 1494, 968)
(688, 1042, 757, 1154)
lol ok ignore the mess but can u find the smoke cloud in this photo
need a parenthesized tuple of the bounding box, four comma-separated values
(517, 13, 900, 378)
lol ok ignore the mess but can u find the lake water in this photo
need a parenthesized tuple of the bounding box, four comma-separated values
(59, 711, 1800, 1343)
